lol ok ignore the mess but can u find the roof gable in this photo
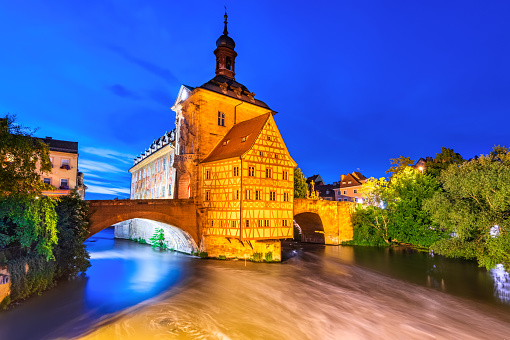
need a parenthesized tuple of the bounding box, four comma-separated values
(171, 85, 195, 110)
(201, 113, 271, 163)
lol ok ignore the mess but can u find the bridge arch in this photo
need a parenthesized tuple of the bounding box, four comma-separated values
(294, 212, 325, 243)
(114, 218, 198, 254)
(88, 199, 199, 246)
(293, 198, 354, 245)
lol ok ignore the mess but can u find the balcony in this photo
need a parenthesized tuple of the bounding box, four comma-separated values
(60, 164, 71, 170)
(59, 185, 70, 190)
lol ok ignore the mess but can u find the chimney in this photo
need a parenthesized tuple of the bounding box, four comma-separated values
(341, 174, 345, 181)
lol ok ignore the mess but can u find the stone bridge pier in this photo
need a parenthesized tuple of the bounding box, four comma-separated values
(293, 199, 354, 245)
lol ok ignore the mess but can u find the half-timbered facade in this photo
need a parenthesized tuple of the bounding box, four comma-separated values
(200, 113, 296, 242)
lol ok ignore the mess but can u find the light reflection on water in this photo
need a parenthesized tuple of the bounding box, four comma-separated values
(0, 227, 194, 340)
(0, 230, 510, 339)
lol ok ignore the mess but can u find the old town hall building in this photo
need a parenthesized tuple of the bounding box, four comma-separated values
(132, 13, 296, 259)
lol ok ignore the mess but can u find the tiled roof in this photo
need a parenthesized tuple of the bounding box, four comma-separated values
(352, 171, 367, 181)
(36, 137, 78, 154)
(316, 183, 339, 198)
(201, 113, 271, 163)
(199, 75, 271, 109)
(340, 173, 363, 188)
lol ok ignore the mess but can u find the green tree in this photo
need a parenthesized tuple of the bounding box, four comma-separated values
(425, 147, 464, 178)
(424, 149, 510, 270)
(294, 168, 307, 198)
(351, 167, 444, 248)
(0, 195, 58, 260)
(53, 191, 91, 278)
(150, 228, 166, 249)
(0, 114, 52, 196)
(385, 156, 415, 176)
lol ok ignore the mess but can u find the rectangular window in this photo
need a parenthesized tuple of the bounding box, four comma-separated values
(163, 159, 167, 170)
(259, 151, 263, 157)
(60, 178, 69, 189)
(258, 220, 263, 227)
(205, 169, 210, 179)
(248, 166, 255, 176)
(232, 220, 236, 228)
(283, 171, 288, 180)
(246, 220, 250, 228)
(205, 191, 210, 201)
(264, 220, 270, 227)
(256, 190, 262, 200)
(233, 166, 239, 176)
(283, 220, 288, 227)
(354, 189, 358, 194)
(283, 192, 289, 201)
(270, 191, 276, 201)
(162, 187, 166, 197)
(43, 178, 51, 185)
(266, 168, 272, 178)
(233, 190, 239, 200)
(61, 159, 69, 166)
(211, 220, 214, 227)
(343, 190, 346, 195)
(267, 136, 271, 141)
(246, 190, 252, 200)
(218, 111, 225, 126)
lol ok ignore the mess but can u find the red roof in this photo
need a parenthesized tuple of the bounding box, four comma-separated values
(201, 113, 271, 163)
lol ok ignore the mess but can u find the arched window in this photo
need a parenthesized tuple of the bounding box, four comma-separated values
(216, 57, 220, 70)
(226, 56, 232, 71)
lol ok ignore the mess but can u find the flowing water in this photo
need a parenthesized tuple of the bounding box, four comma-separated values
(1, 227, 509, 339)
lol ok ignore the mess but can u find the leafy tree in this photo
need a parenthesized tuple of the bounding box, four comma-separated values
(424, 149, 510, 270)
(53, 191, 90, 278)
(294, 168, 307, 198)
(351, 167, 444, 248)
(0, 114, 52, 196)
(425, 147, 464, 178)
(0, 195, 58, 260)
(385, 156, 415, 176)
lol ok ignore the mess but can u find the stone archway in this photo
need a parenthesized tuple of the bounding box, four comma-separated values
(114, 218, 198, 254)
(294, 212, 325, 244)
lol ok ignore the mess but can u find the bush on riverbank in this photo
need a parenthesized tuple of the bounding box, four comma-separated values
(348, 146, 510, 271)
(347, 167, 445, 248)
(1, 192, 90, 309)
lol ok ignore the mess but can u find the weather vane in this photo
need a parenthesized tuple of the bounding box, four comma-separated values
(223, 6, 228, 35)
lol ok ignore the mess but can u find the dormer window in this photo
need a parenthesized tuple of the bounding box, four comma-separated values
(223, 140, 230, 146)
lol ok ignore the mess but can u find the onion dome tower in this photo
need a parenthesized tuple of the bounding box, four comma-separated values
(214, 10, 237, 79)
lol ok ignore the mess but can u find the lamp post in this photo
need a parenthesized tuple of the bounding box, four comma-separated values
(418, 166, 424, 174)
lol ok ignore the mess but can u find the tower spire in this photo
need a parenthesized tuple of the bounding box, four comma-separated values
(223, 6, 228, 35)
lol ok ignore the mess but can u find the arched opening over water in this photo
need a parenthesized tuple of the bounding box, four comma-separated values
(293, 212, 325, 244)
(113, 218, 198, 254)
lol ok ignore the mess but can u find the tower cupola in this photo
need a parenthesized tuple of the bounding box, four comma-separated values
(214, 10, 237, 79)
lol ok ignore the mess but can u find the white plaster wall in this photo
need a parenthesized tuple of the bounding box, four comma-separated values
(114, 218, 197, 254)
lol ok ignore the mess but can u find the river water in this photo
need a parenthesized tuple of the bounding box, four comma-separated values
(1, 227, 510, 339)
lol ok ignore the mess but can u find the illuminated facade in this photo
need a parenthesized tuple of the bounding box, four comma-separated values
(129, 131, 176, 200)
(334, 172, 367, 203)
(169, 12, 296, 257)
(37, 137, 86, 199)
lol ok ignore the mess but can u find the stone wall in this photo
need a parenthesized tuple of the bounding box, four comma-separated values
(201, 235, 281, 261)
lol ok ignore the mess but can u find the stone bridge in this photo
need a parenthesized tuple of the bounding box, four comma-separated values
(87, 199, 199, 243)
(293, 199, 354, 245)
(87, 198, 354, 253)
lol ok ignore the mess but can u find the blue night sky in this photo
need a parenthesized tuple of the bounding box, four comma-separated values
(1, 1, 509, 200)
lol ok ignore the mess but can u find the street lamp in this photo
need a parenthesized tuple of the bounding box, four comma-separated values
(418, 166, 424, 173)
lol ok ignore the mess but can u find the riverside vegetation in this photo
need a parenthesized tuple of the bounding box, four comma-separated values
(0, 115, 90, 309)
(346, 146, 510, 272)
